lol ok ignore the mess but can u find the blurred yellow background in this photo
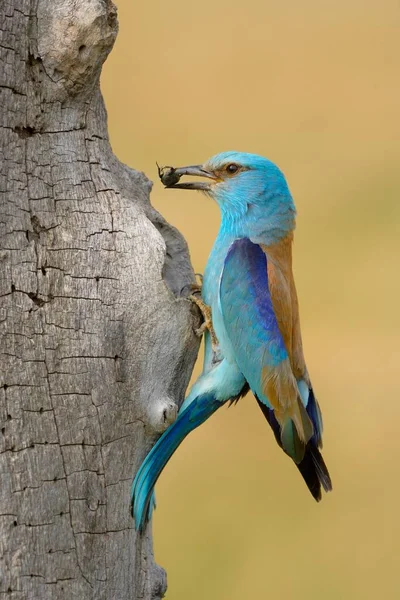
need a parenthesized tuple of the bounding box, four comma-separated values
(102, 1, 400, 598)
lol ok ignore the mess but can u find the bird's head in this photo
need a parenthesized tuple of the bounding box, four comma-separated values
(160, 151, 296, 242)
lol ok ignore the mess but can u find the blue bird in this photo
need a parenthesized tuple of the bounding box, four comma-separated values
(132, 151, 332, 531)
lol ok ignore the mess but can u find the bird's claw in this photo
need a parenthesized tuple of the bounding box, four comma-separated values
(194, 273, 203, 286)
(194, 322, 208, 338)
(188, 279, 203, 297)
(189, 294, 219, 352)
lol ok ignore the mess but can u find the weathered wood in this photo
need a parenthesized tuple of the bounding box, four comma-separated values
(0, 1, 200, 598)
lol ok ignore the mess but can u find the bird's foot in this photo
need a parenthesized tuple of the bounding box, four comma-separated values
(188, 292, 219, 351)
(188, 274, 203, 296)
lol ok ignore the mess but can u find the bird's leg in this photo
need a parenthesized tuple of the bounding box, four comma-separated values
(188, 283, 218, 351)
(189, 295, 219, 349)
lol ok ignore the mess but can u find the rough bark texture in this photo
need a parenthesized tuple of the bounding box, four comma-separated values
(0, 1, 200, 598)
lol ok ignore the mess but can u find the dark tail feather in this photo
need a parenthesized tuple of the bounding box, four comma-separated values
(307, 387, 324, 447)
(296, 444, 332, 501)
(255, 394, 332, 501)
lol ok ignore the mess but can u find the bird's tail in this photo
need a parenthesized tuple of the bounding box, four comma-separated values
(131, 392, 221, 531)
(256, 389, 332, 501)
(296, 443, 332, 501)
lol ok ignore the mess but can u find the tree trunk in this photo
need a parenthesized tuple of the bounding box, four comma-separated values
(0, 1, 200, 598)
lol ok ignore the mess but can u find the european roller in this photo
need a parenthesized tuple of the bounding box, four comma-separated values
(132, 151, 332, 531)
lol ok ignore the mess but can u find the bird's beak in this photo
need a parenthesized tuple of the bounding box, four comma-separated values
(158, 164, 216, 190)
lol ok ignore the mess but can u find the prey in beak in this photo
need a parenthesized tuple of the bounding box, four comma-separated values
(157, 163, 215, 190)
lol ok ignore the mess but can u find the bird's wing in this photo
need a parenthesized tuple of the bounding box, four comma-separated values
(258, 233, 306, 380)
(219, 236, 314, 462)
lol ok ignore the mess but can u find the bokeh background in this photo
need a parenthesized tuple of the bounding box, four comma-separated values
(102, 1, 400, 598)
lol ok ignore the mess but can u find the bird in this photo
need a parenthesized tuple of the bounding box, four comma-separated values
(132, 151, 332, 531)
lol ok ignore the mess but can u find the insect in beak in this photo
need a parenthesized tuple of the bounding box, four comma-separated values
(157, 163, 216, 190)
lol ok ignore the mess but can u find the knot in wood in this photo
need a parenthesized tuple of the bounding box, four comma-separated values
(37, 0, 118, 94)
(147, 397, 178, 434)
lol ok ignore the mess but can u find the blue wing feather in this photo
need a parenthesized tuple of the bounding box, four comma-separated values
(219, 237, 331, 495)
(219, 237, 315, 460)
(219, 238, 288, 408)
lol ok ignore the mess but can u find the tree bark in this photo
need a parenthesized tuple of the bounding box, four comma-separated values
(0, 1, 200, 598)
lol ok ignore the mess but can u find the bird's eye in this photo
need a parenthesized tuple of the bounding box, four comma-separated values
(225, 163, 239, 175)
